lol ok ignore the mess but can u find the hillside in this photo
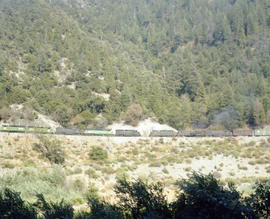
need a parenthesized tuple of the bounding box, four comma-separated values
(0, 133, 270, 204)
(0, 0, 270, 129)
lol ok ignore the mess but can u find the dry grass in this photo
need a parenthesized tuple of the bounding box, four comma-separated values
(0, 133, 270, 204)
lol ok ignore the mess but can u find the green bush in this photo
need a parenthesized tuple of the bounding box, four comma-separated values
(89, 146, 108, 161)
(85, 168, 99, 179)
(2, 162, 15, 169)
(0, 188, 37, 219)
(101, 166, 115, 174)
(162, 168, 169, 174)
(149, 162, 162, 167)
(250, 180, 270, 218)
(72, 178, 86, 192)
(83, 198, 123, 219)
(173, 172, 255, 219)
(35, 194, 74, 219)
(115, 169, 129, 181)
(84, 183, 99, 200)
(114, 178, 172, 219)
(3, 172, 270, 218)
(0, 167, 72, 202)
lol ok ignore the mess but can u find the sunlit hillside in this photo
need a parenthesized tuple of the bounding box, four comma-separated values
(0, 0, 270, 129)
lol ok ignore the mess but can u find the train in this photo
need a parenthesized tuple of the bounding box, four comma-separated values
(0, 125, 270, 137)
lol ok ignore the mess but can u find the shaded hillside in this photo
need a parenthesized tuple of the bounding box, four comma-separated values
(0, 0, 270, 129)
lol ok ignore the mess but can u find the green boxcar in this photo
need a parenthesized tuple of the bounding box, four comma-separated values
(0, 126, 54, 134)
(254, 129, 270, 136)
(27, 127, 54, 134)
(0, 126, 6, 131)
(83, 129, 113, 136)
(0, 126, 26, 132)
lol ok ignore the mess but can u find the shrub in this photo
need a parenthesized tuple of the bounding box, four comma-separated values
(161, 160, 169, 166)
(0, 166, 68, 202)
(184, 167, 191, 172)
(173, 172, 255, 218)
(89, 146, 108, 161)
(229, 171, 235, 176)
(114, 178, 172, 219)
(85, 168, 99, 179)
(2, 161, 15, 169)
(159, 138, 164, 144)
(101, 166, 115, 174)
(162, 168, 169, 174)
(131, 148, 139, 156)
(23, 159, 36, 167)
(185, 159, 192, 164)
(72, 178, 86, 192)
(3, 172, 270, 218)
(265, 166, 270, 173)
(84, 183, 99, 200)
(248, 141, 256, 147)
(33, 136, 65, 165)
(250, 180, 270, 218)
(35, 194, 74, 219)
(0, 188, 37, 219)
(116, 169, 129, 181)
(83, 198, 123, 219)
(149, 162, 162, 167)
(237, 164, 248, 170)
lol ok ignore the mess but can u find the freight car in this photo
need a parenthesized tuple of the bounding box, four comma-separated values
(0, 125, 26, 133)
(254, 129, 270, 136)
(233, 129, 253, 136)
(0, 125, 54, 134)
(26, 126, 54, 134)
(115, 129, 141, 137)
(149, 130, 177, 137)
(178, 130, 204, 137)
(83, 129, 113, 136)
(205, 130, 232, 137)
(178, 130, 192, 137)
(56, 127, 80, 135)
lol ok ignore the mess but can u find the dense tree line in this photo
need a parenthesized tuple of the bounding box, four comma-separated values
(0, 0, 269, 129)
(1, 172, 270, 218)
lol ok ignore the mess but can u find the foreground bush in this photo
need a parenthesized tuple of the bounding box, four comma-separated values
(35, 194, 74, 219)
(172, 173, 255, 219)
(1, 173, 270, 218)
(76, 198, 123, 219)
(0, 188, 36, 219)
(115, 178, 171, 219)
(250, 180, 270, 218)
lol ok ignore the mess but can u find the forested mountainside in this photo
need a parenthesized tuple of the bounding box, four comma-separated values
(0, 0, 270, 129)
